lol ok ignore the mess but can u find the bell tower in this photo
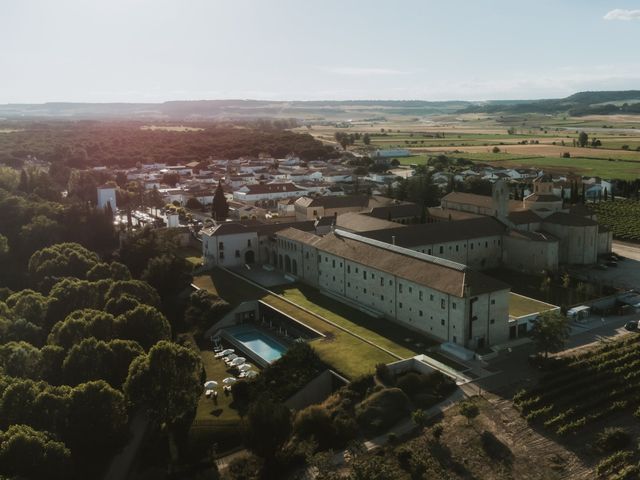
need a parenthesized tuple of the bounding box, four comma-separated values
(492, 180, 509, 220)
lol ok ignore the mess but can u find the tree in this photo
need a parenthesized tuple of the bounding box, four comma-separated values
(362, 133, 371, 145)
(184, 290, 230, 332)
(28, 242, 100, 286)
(212, 181, 229, 221)
(0, 341, 43, 379)
(0, 424, 71, 480)
(66, 380, 128, 453)
(124, 340, 202, 430)
(577, 131, 588, 148)
(118, 304, 171, 350)
(244, 396, 292, 474)
(530, 310, 571, 359)
(459, 400, 479, 425)
(141, 254, 192, 298)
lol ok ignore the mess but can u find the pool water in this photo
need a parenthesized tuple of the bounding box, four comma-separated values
(225, 326, 288, 364)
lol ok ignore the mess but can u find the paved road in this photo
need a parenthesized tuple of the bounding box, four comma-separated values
(613, 240, 640, 262)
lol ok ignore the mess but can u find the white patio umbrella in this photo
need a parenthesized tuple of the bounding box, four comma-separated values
(222, 377, 237, 385)
(224, 354, 238, 364)
(244, 370, 258, 379)
(238, 364, 252, 372)
(203, 380, 218, 389)
(214, 348, 234, 358)
(230, 357, 246, 367)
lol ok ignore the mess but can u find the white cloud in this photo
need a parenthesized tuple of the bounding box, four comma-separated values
(321, 66, 409, 76)
(603, 9, 640, 21)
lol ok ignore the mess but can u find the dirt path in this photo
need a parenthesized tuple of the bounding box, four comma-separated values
(481, 395, 593, 479)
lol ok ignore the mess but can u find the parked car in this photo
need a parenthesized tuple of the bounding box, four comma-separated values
(595, 264, 608, 271)
(606, 261, 618, 268)
(625, 321, 639, 332)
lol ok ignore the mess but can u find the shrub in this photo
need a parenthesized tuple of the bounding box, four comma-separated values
(595, 451, 634, 477)
(595, 427, 631, 453)
(562, 152, 571, 158)
(396, 372, 422, 396)
(459, 401, 479, 424)
(293, 405, 336, 450)
(356, 388, 410, 434)
(375, 363, 394, 386)
(347, 374, 374, 398)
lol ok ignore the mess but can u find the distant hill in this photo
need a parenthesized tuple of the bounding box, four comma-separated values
(0, 99, 471, 121)
(1, 91, 639, 120)
(458, 90, 640, 116)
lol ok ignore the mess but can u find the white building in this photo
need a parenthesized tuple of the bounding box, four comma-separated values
(274, 228, 510, 349)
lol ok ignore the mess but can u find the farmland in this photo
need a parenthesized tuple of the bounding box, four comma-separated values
(514, 335, 640, 478)
(302, 112, 640, 180)
(594, 200, 640, 241)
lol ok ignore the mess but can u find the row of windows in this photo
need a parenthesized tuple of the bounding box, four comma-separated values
(219, 250, 242, 259)
(418, 239, 501, 255)
(218, 239, 253, 251)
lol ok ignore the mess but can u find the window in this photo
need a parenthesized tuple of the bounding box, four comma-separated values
(409, 287, 412, 293)
(305, 252, 309, 259)
(470, 243, 474, 250)
(389, 280, 393, 286)
(452, 302, 457, 310)
(248, 239, 252, 247)
(485, 241, 488, 248)
(347, 282, 351, 287)
(371, 273, 375, 279)
(235, 250, 240, 258)
(490, 319, 495, 324)
(219, 251, 224, 259)
(347, 265, 351, 273)
(441, 319, 445, 326)
(419, 291, 423, 301)
(381, 295, 384, 301)
(364, 288, 367, 294)
(332, 276, 335, 281)
(363, 271, 367, 280)
(380, 277, 384, 286)
(312, 210, 317, 216)
(332, 259, 335, 268)
(419, 310, 423, 317)
(399, 283, 403, 293)
(453, 336, 457, 344)
(491, 299, 495, 305)
(399, 302, 403, 309)
(325, 257, 328, 263)
(355, 267, 359, 273)
(317, 255, 321, 263)
(456, 245, 459, 252)
(428, 249, 432, 255)
(219, 242, 224, 250)
(441, 299, 446, 309)
(439, 246, 444, 254)
(430, 294, 434, 301)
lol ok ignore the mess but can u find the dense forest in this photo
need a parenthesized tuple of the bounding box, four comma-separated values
(0, 121, 338, 169)
(0, 171, 221, 477)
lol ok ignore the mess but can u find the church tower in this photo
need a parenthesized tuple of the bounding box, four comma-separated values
(492, 179, 509, 220)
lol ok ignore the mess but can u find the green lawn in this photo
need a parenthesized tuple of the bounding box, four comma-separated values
(177, 246, 203, 267)
(509, 293, 556, 318)
(274, 284, 433, 357)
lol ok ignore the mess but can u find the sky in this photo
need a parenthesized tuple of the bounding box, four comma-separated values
(2, 0, 640, 103)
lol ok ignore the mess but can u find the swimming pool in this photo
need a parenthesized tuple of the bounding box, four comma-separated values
(223, 325, 288, 364)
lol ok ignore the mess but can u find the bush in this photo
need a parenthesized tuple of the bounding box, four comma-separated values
(347, 374, 374, 398)
(375, 363, 394, 386)
(356, 388, 410, 434)
(293, 405, 336, 450)
(595, 427, 631, 453)
(396, 372, 422, 396)
(562, 152, 571, 158)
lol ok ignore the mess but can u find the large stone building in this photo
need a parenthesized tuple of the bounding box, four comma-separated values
(432, 179, 612, 271)
(274, 228, 510, 349)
